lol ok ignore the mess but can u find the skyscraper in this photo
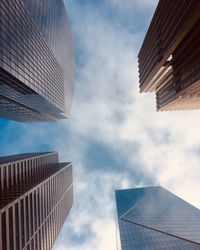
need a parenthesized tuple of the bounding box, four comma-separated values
(138, 0, 200, 111)
(0, 0, 75, 121)
(0, 152, 73, 250)
(115, 186, 200, 249)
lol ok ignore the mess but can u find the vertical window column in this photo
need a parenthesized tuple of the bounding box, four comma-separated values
(36, 188, 40, 229)
(15, 202, 21, 250)
(34, 191, 37, 232)
(5, 209, 10, 250)
(23, 196, 28, 246)
(55, 207, 58, 236)
(3, 166, 6, 190)
(32, 191, 36, 235)
(40, 225, 44, 250)
(14, 163, 18, 185)
(41, 185, 44, 224)
(25, 195, 30, 244)
(20, 199, 25, 248)
(11, 163, 14, 186)
(45, 182, 47, 218)
(38, 187, 42, 228)
(47, 181, 49, 216)
(21, 162, 25, 180)
(30, 193, 33, 238)
(33, 159, 36, 177)
(28, 194, 31, 244)
(43, 222, 47, 250)
(0, 166, 3, 190)
(1, 211, 7, 250)
(17, 162, 21, 182)
(46, 218, 49, 250)
(12, 205, 17, 250)
(53, 209, 56, 242)
(8, 207, 14, 250)
(31, 159, 35, 177)
(49, 179, 52, 212)
(50, 213, 53, 247)
(31, 236, 35, 250)
(24, 161, 27, 179)
(6, 165, 9, 188)
(8, 164, 12, 187)
(25, 160, 28, 178)
(38, 228, 41, 250)
(35, 232, 38, 250)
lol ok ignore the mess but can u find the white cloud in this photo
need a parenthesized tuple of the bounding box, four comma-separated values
(53, 168, 128, 250)
(54, 219, 117, 250)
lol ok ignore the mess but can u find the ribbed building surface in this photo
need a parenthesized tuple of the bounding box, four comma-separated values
(115, 186, 200, 250)
(138, 0, 200, 111)
(0, 0, 75, 121)
(0, 152, 73, 250)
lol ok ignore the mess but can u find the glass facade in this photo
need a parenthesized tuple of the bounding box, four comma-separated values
(138, 0, 200, 111)
(0, 152, 73, 250)
(115, 186, 200, 249)
(0, 0, 74, 122)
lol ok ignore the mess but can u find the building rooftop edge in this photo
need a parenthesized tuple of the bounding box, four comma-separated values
(0, 151, 57, 165)
(115, 185, 162, 193)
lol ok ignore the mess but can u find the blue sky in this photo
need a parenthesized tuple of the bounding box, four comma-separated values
(1, 0, 200, 249)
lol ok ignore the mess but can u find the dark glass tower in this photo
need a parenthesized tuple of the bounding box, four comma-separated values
(138, 0, 200, 111)
(0, 0, 75, 121)
(0, 152, 73, 250)
(115, 186, 200, 250)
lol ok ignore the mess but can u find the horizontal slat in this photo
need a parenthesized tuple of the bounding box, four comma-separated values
(138, 0, 200, 93)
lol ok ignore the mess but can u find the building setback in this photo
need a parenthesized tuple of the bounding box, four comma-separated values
(115, 186, 200, 250)
(138, 0, 200, 111)
(0, 0, 75, 121)
(0, 152, 73, 250)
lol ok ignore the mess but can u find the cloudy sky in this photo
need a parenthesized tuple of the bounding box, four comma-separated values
(1, 0, 200, 249)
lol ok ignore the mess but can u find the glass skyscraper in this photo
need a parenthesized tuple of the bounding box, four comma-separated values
(115, 186, 200, 249)
(138, 0, 200, 111)
(0, 152, 73, 250)
(0, 0, 75, 121)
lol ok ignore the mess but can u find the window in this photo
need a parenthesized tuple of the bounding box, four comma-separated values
(20, 199, 25, 248)
(25, 195, 30, 241)
(15, 203, 20, 250)
(9, 207, 14, 250)
(2, 212, 7, 250)
(30, 193, 33, 236)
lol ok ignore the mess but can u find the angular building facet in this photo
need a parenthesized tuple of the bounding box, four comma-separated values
(138, 0, 200, 111)
(0, 152, 73, 250)
(115, 186, 200, 249)
(0, 0, 75, 121)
